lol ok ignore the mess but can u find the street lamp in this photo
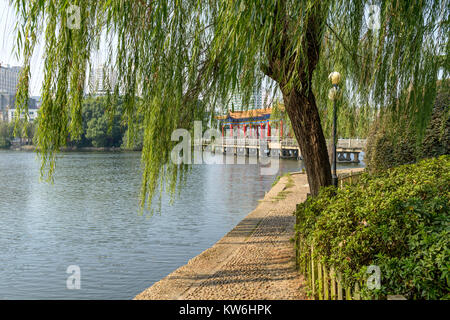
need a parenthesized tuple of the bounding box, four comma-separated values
(328, 71, 341, 187)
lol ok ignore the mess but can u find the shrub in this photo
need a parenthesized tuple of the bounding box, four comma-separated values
(295, 156, 450, 299)
(365, 82, 449, 172)
(421, 103, 450, 158)
(0, 120, 36, 148)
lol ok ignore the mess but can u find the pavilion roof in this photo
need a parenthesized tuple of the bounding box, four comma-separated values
(216, 105, 284, 122)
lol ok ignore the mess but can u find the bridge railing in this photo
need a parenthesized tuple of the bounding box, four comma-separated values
(246, 138, 259, 146)
(281, 138, 298, 147)
(336, 138, 366, 149)
(200, 137, 366, 149)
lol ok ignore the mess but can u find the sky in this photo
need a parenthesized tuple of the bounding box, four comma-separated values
(0, 0, 45, 96)
(0, 0, 277, 107)
(0, 0, 107, 97)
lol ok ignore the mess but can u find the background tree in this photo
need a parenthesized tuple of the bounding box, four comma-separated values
(81, 96, 124, 148)
(0, 121, 11, 148)
(421, 80, 450, 157)
(366, 79, 450, 171)
(13, 0, 449, 206)
(0, 120, 36, 148)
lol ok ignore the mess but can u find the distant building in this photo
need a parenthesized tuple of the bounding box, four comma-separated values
(229, 85, 263, 111)
(8, 107, 39, 122)
(31, 96, 42, 107)
(0, 93, 15, 121)
(216, 105, 287, 139)
(88, 64, 118, 95)
(0, 93, 38, 122)
(0, 65, 22, 94)
(263, 88, 282, 108)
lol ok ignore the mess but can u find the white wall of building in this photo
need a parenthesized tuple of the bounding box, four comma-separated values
(88, 64, 118, 95)
(230, 86, 263, 110)
(0, 65, 22, 94)
(8, 108, 39, 122)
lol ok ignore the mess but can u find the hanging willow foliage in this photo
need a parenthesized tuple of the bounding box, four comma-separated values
(12, 0, 449, 209)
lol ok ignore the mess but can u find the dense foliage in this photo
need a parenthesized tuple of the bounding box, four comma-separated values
(12, 0, 449, 206)
(0, 120, 36, 148)
(295, 156, 450, 299)
(366, 81, 450, 171)
(1, 96, 135, 149)
(271, 100, 373, 140)
(71, 96, 126, 149)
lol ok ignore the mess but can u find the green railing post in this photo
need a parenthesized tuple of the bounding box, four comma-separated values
(323, 264, 329, 300)
(330, 268, 336, 300)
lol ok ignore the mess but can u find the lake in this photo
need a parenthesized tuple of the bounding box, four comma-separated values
(0, 150, 364, 299)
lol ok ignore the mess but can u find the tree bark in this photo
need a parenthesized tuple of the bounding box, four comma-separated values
(281, 87, 332, 196)
(262, 2, 332, 196)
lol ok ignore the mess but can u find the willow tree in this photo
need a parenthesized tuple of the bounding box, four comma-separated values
(13, 0, 449, 203)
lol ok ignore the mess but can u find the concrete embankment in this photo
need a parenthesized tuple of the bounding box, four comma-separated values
(134, 169, 363, 300)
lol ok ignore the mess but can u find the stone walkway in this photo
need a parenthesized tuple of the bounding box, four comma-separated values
(134, 173, 310, 300)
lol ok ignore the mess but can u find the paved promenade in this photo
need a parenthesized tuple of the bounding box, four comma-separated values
(135, 172, 310, 300)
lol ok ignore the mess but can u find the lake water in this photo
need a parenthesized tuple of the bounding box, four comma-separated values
(0, 150, 364, 299)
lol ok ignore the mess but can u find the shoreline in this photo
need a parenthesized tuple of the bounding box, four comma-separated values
(2, 145, 140, 152)
(134, 172, 308, 300)
(134, 168, 363, 300)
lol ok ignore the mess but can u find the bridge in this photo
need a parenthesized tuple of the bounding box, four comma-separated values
(196, 138, 366, 163)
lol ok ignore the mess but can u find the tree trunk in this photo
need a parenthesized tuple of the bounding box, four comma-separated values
(262, 1, 331, 196)
(282, 87, 332, 196)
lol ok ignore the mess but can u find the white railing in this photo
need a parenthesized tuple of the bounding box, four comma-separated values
(282, 138, 298, 147)
(246, 138, 259, 146)
(197, 137, 366, 149)
(336, 138, 366, 149)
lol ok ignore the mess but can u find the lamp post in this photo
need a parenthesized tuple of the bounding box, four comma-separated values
(328, 71, 341, 187)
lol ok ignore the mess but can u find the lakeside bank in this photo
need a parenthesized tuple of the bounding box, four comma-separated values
(134, 168, 363, 300)
(5, 145, 133, 152)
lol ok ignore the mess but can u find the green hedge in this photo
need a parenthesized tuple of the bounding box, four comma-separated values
(295, 156, 449, 299)
(365, 82, 449, 172)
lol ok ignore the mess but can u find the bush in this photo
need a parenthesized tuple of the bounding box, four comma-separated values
(365, 82, 449, 172)
(421, 103, 450, 158)
(0, 120, 36, 148)
(295, 156, 449, 299)
(0, 121, 11, 148)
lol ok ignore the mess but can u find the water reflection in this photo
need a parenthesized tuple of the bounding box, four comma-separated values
(0, 150, 363, 299)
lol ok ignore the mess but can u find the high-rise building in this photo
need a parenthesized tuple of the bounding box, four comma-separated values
(263, 87, 282, 108)
(88, 64, 117, 95)
(229, 85, 263, 111)
(253, 85, 263, 109)
(0, 65, 22, 94)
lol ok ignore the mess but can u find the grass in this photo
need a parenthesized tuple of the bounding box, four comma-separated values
(272, 172, 291, 187)
(271, 174, 295, 202)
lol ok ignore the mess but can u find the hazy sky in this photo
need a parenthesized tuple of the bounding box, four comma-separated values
(0, 0, 274, 103)
(0, 0, 46, 96)
(0, 0, 107, 96)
